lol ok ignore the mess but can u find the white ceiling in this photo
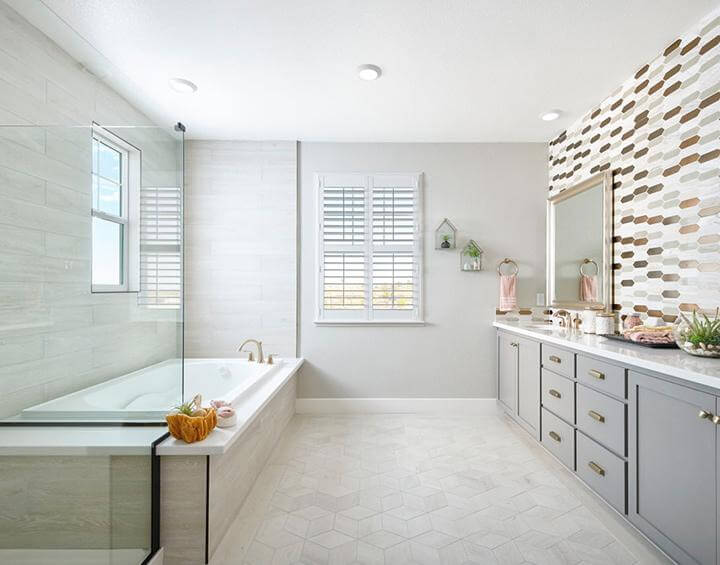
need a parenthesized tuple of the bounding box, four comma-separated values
(10, 0, 718, 141)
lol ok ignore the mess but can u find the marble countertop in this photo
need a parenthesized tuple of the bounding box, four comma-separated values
(0, 426, 166, 456)
(494, 320, 720, 391)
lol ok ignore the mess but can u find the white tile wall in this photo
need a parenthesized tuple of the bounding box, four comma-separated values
(0, 1, 181, 419)
(184, 140, 297, 358)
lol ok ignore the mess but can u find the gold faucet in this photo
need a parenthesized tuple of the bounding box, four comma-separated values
(238, 339, 264, 363)
(553, 310, 572, 328)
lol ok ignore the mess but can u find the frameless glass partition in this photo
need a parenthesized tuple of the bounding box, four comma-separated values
(0, 438, 162, 565)
(0, 124, 184, 423)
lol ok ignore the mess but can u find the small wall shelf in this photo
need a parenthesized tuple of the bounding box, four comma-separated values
(460, 240, 484, 271)
(434, 218, 457, 249)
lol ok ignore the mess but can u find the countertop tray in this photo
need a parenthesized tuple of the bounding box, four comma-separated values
(602, 333, 678, 349)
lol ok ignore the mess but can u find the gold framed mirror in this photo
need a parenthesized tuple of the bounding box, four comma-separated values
(546, 171, 613, 310)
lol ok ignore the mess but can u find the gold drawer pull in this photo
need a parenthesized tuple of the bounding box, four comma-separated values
(549, 355, 562, 364)
(548, 389, 562, 399)
(588, 369, 605, 380)
(699, 410, 714, 420)
(588, 461, 606, 476)
(588, 410, 605, 423)
(548, 431, 561, 442)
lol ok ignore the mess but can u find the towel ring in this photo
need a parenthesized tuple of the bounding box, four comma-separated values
(497, 258, 519, 276)
(579, 258, 599, 276)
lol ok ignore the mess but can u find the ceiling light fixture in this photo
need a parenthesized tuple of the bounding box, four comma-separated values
(357, 64, 382, 81)
(168, 77, 198, 94)
(540, 109, 562, 121)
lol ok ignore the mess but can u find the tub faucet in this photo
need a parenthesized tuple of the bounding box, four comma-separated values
(238, 339, 264, 363)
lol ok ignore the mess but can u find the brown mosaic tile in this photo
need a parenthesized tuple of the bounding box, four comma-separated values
(548, 8, 720, 320)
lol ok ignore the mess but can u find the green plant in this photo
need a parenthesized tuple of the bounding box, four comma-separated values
(173, 394, 202, 416)
(441, 234, 451, 242)
(465, 245, 481, 258)
(679, 308, 720, 346)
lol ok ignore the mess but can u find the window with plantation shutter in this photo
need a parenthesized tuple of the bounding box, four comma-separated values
(138, 186, 182, 309)
(316, 173, 423, 324)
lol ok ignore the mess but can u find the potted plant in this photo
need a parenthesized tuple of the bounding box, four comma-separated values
(441, 234, 452, 248)
(673, 308, 720, 358)
(465, 245, 481, 270)
(166, 394, 217, 443)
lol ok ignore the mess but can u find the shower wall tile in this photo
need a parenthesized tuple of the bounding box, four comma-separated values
(548, 6, 720, 320)
(184, 140, 297, 359)
(0, 1, 180, 418)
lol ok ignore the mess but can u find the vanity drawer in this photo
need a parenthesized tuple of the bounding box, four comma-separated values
(576, 383, 625, 456)
(541, 368, 575, 424)
(577, 355, 626, 399)
(542, 344, 574, 379)
(576, 431, 626, 513)
(541, 407, 574, 470)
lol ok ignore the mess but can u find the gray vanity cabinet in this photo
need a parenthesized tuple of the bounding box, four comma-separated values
(517, 338, 541, 436)
(498, 333, 518, 413)
(628, 370, 717, 565)
(497, 332, 540, 438)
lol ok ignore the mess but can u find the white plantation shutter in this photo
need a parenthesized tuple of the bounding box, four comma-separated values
(317, 173, 422, 323)
(138, 187, 182, 309)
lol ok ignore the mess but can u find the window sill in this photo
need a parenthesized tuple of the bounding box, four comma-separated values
(313, 320, 426, 327)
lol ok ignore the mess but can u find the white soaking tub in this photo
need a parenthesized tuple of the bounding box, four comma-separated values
(21, 358, 279, 421)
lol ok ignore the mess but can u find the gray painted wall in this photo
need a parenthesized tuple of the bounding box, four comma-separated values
(298, 142, 547, 399)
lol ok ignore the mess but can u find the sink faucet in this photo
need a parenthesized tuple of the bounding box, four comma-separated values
(553, 310, 572, 328)
(238, 339, 264, 363)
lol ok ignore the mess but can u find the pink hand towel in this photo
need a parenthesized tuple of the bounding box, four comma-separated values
(580, 274, 598, 302)
(499, 274, 517, 311)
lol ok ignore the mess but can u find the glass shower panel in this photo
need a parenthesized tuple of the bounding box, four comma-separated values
(0, 442, 159, 564)
(0, 124, 184, 422)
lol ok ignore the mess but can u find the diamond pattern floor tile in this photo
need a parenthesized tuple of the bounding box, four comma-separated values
(212, 413, 670, 565)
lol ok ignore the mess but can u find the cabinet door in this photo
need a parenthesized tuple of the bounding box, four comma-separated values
(497, 333, 517, 413)
(628, 371, 716, 565)
(517, 337, 540, 437)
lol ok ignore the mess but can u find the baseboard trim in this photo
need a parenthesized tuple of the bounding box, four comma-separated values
(295, 397, 498, 415)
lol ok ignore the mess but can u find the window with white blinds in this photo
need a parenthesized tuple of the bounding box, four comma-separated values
(138, 187, 182, 309)
(316, 173, 423, 323)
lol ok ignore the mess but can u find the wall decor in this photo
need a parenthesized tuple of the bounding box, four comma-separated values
(548, 7, 720, 322)
(434, 217, 458, 249)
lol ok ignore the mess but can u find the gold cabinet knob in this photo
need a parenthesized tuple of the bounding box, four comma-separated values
(588, 369, 605, 380)
(548, 389, 561, 399)
(699, 410, 714, 420)
(588, 461, 606, 477)
(548, 431, 561, 443)
(588, 410, 605, 423)
(713, 415, 720, 425)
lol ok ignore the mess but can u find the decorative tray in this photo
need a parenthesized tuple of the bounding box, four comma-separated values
(602, 333, 678, 349)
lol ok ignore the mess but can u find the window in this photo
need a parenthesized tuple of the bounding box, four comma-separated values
(91, 130, 132, 292)
(138, 186, 183, 309)
(316, 173, 423, 324)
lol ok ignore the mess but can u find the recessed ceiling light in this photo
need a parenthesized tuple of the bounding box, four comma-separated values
(357, 64, 382, 81)
(540, 109, 562, 121)
(168, 77, 198, 94)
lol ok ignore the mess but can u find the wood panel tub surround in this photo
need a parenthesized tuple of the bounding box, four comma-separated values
(160, 375, 296, 565)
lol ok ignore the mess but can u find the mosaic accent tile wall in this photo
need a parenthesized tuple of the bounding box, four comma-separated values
(548, 8, 720, 321)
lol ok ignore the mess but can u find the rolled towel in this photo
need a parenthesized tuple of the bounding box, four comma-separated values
(499, 274, 517, 311)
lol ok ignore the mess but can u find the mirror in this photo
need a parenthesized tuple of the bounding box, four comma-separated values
(547, 171, 612, 310)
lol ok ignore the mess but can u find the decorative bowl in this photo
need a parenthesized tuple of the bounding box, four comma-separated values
(166, 408, 217, 443)
(673, 309, 720, 358)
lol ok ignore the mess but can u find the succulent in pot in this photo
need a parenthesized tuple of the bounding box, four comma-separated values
(673, 308, 720, 358)
(441, 234, 451, 248)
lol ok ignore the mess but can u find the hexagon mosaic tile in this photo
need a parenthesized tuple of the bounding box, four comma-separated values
(549, 7, 720, 321)
(211, 414, 669, 565)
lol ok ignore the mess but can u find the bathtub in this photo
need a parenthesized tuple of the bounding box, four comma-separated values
(21, 358, 280, 421)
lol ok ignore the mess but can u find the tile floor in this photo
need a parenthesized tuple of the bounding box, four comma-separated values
(212, 412, 671, 565)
